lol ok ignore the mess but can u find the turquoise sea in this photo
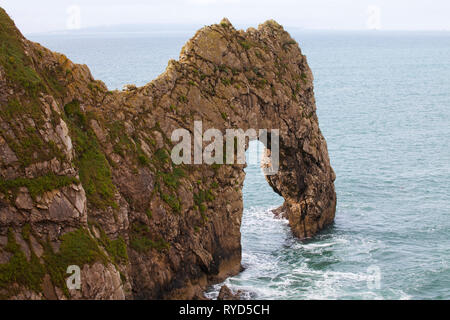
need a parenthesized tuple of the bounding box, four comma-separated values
(30, 30, 450, 300)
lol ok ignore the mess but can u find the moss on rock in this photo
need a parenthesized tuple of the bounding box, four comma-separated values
(0, 173, 78, 201)
(129, 222, 170, 253)
(63, 100, 117, 209)
(0, 229, 45, 295)
(42, 228, 108, 296)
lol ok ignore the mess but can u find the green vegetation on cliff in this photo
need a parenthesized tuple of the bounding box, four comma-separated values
(151, 148, 185, 214)
(97, 227, 128, 264)
(0, 228, 45, 296)
(0, 173, 78, 201)
(129, 222, 170, 253)
(0, 9, 42, 96)
(0, 227, 107, 298)
(0, 8, 65, 99)
(43, 228, 108, 296)
(63, 100, 117, 209)
(0, 99, 66, 169)
(0, 9, 66, 170)
(194, 188, 215, 221)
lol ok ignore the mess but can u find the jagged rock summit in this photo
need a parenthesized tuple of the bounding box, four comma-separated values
(0, 8, 336, 300)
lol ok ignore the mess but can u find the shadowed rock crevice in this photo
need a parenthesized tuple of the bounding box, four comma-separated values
(0, 9, 335, 299)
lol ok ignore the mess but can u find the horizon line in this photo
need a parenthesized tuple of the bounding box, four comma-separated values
(24, 23, 450, 37)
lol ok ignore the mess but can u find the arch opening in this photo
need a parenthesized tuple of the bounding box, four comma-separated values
(243, 140, 283, 209)
(205, 140, 287, 299)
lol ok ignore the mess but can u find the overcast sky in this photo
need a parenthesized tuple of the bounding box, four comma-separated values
(2, 0, 450, 34)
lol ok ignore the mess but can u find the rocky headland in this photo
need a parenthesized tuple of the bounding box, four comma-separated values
(0, 8, 336, 299)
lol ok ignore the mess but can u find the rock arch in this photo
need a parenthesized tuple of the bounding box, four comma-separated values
(145, 17, 337, 239)
(0, 9, 335, 299)
(104, 18, 337, 297)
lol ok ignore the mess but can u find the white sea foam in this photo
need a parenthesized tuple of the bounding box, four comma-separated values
(205, 205, 414, 300)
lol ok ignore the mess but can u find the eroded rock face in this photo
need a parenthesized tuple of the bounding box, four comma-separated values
(0, 9, 335, 300)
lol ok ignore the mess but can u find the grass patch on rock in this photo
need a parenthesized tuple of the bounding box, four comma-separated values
(129, 222, 170, 253)
(42, 228, 108, 296)
(0, 228, 45, 294)
(0, 173, 78, 200)
(63, 100, 117, 209)
(0, 9, 43, 96)
(0, 227, 107, 298)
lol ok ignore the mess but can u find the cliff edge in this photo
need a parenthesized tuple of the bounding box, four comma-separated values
(0, 9, 336, 299)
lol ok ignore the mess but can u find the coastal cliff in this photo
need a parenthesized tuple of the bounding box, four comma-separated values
(0, 8, 336, 299)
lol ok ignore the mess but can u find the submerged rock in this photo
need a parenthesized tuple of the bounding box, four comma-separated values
(217, 285, 242, 300)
